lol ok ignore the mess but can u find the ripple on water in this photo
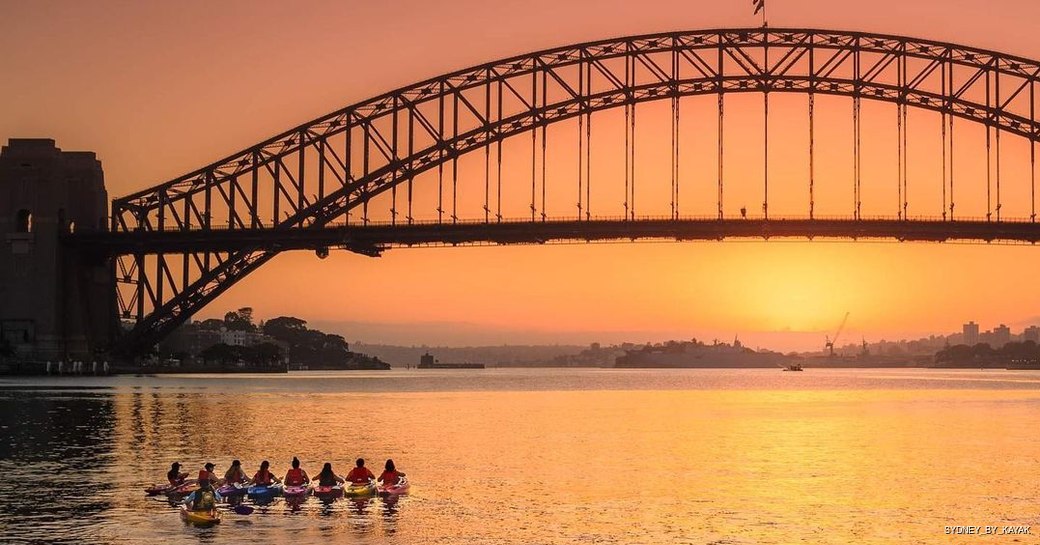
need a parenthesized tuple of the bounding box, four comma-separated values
(0, 369, 1038, 544)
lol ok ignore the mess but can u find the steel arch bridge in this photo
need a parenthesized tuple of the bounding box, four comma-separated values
(73, 28, 1040, 355)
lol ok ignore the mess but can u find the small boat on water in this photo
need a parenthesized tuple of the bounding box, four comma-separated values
(246, 483, 283, 502)
(417, 352, 484, 369)
(180, 506, 221, 525)
(313, 484, 344, 500)
(377, 477, 410, 496)
(217, 482, 248, 498)
(145, 482, 179, 496)
(781, 364, 804, 372)
(345, 481, 377, 497)
(283, 485, 311, 499)
(169, 481, 199, 496)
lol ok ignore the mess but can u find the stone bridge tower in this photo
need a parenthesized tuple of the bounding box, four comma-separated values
(0, 139, 113, 362)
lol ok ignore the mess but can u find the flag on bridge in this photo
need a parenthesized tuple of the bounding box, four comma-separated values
(753, 0, 765, 15)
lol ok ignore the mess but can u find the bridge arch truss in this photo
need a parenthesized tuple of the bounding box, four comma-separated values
(98, 28, 1040, 354)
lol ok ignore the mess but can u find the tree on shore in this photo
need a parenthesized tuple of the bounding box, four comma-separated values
(162, 310, 386, 369)
(199, 343, 240, 364)
(935, 341, 1040, 364)
(261, 316, 386, 368)
(255, 342, 284, 365)
(223, 307, 258, 332)
(199, 342, 284, 366)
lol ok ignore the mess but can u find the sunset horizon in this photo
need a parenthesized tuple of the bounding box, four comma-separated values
(2, 1, 1039, 543)
(6, 1, 1040, 349)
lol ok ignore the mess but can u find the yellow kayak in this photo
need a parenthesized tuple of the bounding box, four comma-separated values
(180, 506, 221, 525)
(344, 481, 377, 497)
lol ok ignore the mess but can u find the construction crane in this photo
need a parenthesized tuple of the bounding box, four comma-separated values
(825, 312, 850, 357)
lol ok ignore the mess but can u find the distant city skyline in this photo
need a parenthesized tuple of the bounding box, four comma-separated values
(270, 315, 1040, 353)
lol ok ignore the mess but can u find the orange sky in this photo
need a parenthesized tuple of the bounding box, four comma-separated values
(3, 0, 1040, 350)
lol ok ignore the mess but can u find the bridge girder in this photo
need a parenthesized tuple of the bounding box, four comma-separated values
(77, 218, 1040, 254)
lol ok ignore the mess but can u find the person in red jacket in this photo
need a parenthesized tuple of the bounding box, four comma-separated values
(251, 460, 281, 486)
(345, 458, 375, 484)
(197, 462, 221, 487)
(378, 459, 406, 486)
(224, 459, 248, 484)
(284, 457, 310, 486)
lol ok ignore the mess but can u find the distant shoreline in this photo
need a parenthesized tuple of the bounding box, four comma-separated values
(5, 362, 1036, 376)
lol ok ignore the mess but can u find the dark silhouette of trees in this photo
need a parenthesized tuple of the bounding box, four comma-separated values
(934, 341, 1040, 366)
(163, 310, 387, 369)
(199, 343, 239, 364)
(261, 316, 387, 368)
(196, 318, 225, 331)
(223, 307, 257, 332)
(199, 342, 284, 367)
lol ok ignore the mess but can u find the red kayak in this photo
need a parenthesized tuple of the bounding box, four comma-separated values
(171, 481, 200, 496)
(283, 484, 311, 498)
(377, 478, 410, 496)
(146, 479, 197, 496)
(313, 484, 343, 500)
(144, 483, 174, 495)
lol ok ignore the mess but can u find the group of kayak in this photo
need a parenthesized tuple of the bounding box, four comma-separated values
(146, 457, 409, 525)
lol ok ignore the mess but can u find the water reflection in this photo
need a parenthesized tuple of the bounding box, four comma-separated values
(0, 369, 1037, 544)
(379, 495, 401, 537)
(0, 390, 115, 545)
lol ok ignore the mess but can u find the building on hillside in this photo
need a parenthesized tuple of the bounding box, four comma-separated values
(220, 329, 267, 347)
(963, 321, 980, 346)
(992, 324, 1011, 348)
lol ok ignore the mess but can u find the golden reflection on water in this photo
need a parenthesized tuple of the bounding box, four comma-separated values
(94, 385, 1040, 544)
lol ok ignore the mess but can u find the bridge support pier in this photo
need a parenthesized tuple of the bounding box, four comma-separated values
(0, 139, 113, 364)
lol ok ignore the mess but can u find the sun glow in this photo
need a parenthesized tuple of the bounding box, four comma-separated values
(709, 245, 866, 332)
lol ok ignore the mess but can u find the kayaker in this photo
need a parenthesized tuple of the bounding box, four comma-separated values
(197, 462, 221, 487)
(284, 457, 310, 486)
(167, 462, 188, 485)
(316, 463, 345, 487)
(184, 479, 221, 511)
(251, 460, 281, 486)
(223, 459, 248, 484)
(345, 458, 375, 484)
(377, 459, 406, 486)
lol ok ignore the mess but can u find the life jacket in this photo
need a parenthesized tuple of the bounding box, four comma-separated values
(167, 470, 182, 485)
(198, 469, 215, 482)
(286, 468, 305, 486)
(193, 490, 216, 511)
(254, 469, 272, 485)
(347, 467, 373, 484)
(380, 470, 400, 486)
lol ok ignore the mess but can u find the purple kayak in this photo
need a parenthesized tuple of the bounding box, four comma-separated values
(217, 482, 249, 497)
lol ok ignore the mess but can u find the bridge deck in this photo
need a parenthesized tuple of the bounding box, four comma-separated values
(71, 218, 1040, 256)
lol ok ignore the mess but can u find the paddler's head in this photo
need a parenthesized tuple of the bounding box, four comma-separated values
(384, 459, 395, 472)
(291, 457, 300, 469)
(322, 462, 332, 473)
(204, 462, 215, 472)
(231, 459, 241, 468)
(260, 460, 270, 471)
(170, 462, 181, 471)
(355, 458, 365, 468)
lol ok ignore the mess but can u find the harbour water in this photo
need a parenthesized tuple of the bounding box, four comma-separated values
(0, 368, 1037, 544)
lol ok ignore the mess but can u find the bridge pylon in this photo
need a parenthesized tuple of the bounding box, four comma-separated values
(0, 139, 114, 363)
